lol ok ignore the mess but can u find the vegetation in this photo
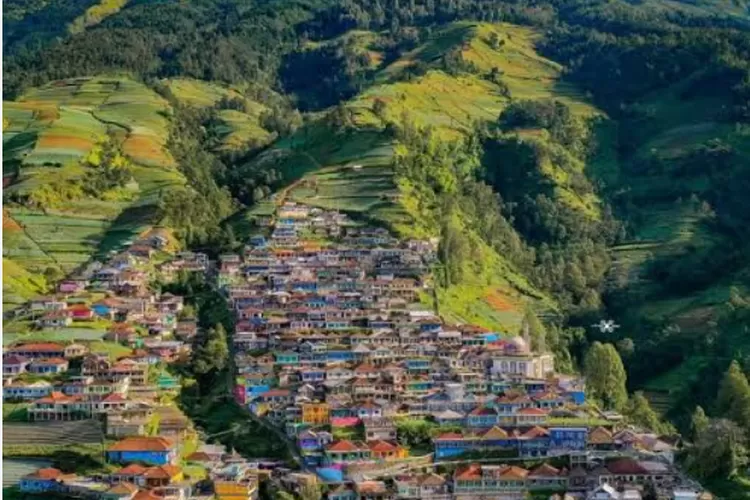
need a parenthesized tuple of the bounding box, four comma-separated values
(583, 342, 628, 411)
(4, 0, 750, 472)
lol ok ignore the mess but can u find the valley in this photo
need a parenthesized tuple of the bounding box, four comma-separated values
(3, 0, 750, 496)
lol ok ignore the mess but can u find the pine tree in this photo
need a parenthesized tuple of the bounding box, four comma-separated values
(584, 341, 628, 411)
(717, 360, 750, 430)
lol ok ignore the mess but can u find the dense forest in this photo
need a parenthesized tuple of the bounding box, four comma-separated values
(5, 0, 750, 484)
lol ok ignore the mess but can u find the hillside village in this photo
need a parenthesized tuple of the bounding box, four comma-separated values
(3, 201, 710, 500)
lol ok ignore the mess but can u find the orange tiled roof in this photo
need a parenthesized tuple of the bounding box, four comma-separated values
(455, 464, 481, 481)
(27, 468, 63, 480)
(499, 465, 529, 479)
(10, 342, 63, 352)
(108, 437, 174, 452)
(327, 440, 366, 452)
(116, 464, 148, 475)
(368, 440, 398, 453)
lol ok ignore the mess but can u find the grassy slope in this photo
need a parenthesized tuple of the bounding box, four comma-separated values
(238, 22, 599, 331)
(2, 77, 185, 311)
(161, 78, 275, 153)
(599, 78, 750, 394)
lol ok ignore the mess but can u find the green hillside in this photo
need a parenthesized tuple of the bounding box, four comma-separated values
(2, 77, 185, 311)
(159, 78, 276, 153)
(231, 21, 607, 331)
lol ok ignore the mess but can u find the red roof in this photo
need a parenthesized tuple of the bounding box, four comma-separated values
(10, 342, 63, 352)
(116, 464, 148, 475)
(455, 464, 481, 481)
(108, 437, 174, 452)
(102, 393, 127, 403)
(143, 465, 181, 479)
(606, 458, 648, 475)
(327, 440, 365, 452)
(369, 440, 398, 453)
(529, 463, 562, 477)
(499, 466, 529, 479)
(522, 426, 550, 439)
(34, 391, 76, 404)
(27, 468, 63, 480)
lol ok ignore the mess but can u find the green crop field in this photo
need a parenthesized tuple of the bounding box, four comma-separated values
(3, 77, 187, 311)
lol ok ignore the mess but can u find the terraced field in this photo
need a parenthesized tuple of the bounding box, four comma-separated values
(2, 77, 186, 311)
(162, 78, 275, 153)
(240, 22, 579, 330)
(350, 23, 598, 137)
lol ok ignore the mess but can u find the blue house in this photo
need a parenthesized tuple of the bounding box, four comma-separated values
(92, 303, 113, 318)
(467, 407, 499, 428)
(106, 437, 177, 465)
(406, 358, 430, 374)
(20, 468, 65, 494)
(327, 350, 354, 362)
(549, 427, 587, 451)
(518, 427, 551, 457)
(433, 432, 473, 459)
(274, 351, 300, 366)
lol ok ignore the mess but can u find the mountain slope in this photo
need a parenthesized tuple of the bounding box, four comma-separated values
(2, 77, 185, 310)
(230, 21, 609, 331)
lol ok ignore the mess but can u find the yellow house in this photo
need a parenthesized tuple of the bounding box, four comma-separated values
(214, 479, 258, 500)
(302, 403, 330, 425)
(369, 440, 408, 460)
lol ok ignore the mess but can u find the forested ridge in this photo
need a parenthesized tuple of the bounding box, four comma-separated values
(5, 0, 750, 487)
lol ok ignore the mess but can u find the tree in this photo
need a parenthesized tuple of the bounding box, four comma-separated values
(372, 98, 388, 121)
(522, 309, 546, 352)
(192, 323, 229, 376)
(624, 391, 673, 434)
(488, 32, 502, 50)
(43, 266, 64, 285)
(584, 341, 628, 411)
(717, 360, 750, 430)
(686, 418, 747, 480)
(616, 338, 635, 359)
(690, 405, 709, 440)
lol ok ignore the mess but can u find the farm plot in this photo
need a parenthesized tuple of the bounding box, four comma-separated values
(9, 211, 110, 272)
(289, 166, 400, 214)
(213, 109, 273, 153)
(23, 107, 107, 167)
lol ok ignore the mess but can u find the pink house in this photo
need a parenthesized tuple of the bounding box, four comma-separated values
(58, 280, 85, 294)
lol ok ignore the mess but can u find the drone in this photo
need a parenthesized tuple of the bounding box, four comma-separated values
(591, 319, 621, 334)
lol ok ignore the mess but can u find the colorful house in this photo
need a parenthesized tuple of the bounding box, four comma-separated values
(549, 427, 587, 451)
(19, 468, 69, 494)
(368, 440, 408, 460)
(106, 437, 177, 465)
(27, 358, 69, 374)
(301, 402, 330, 425)
(3, 354, 29, 375)
(324, 440, 372, 464)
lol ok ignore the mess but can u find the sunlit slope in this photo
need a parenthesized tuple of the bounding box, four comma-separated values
(2, 77, 185, 310)
(236, 22, 602, 330)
